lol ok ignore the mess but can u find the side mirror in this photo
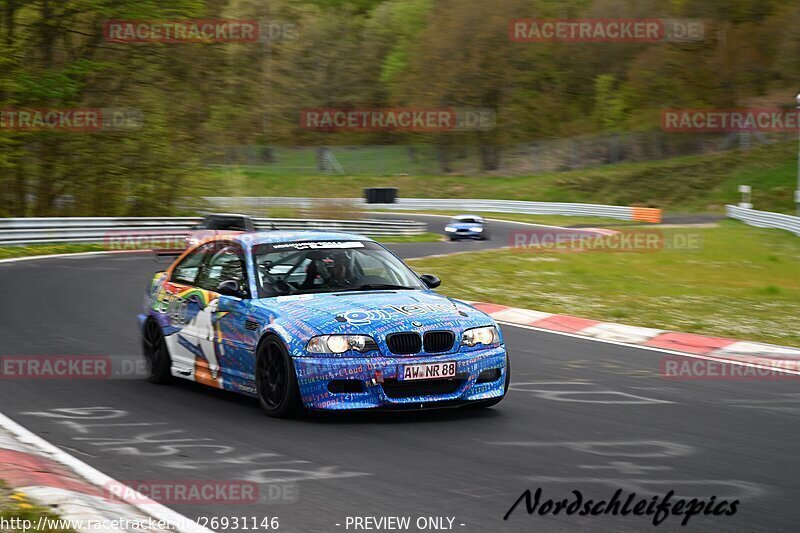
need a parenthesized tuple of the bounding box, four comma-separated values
(419, 274, 441, 289)
(216, 280, 246, 298)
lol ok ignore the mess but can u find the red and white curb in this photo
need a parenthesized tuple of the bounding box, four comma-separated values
(0, 250, 210, 532)
(470, 302, 800, 374)
(0, 413, 211, 533)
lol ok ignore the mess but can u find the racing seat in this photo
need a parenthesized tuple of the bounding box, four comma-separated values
(300, 259, 319, 290)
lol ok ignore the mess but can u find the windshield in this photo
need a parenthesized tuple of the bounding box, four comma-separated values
(195, 217, 247, 231)
(451, 217, 482, 224)
(252, 240, 426, 297)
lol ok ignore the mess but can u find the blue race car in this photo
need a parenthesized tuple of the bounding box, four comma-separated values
(444, 215, 490, 240)
(139, 231, 510, 417)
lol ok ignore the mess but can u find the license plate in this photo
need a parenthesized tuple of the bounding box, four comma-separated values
(398, 361, 457, 381)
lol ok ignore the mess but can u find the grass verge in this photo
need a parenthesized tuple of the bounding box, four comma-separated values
(373, 210, 629, 228)
(0, 244, 105, 260)
(200, 141, 799, 214)
(0, 482, 74, 532)
(408, 220, 800, 347)
(370, 233, 442, 243)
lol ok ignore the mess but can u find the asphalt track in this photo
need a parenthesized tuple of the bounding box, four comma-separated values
(1, 216, 798, 533)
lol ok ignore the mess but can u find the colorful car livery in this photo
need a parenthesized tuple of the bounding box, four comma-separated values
(138, 230, 510, 417)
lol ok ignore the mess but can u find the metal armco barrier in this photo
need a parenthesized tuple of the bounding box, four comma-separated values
(726, 205, 800, 237)
(0, 216, 426, 246)
(204, 197, 662, 222)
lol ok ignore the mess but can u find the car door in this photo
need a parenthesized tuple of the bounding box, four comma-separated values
(163, 243, 213, 379)
(193, 242, 256, 387)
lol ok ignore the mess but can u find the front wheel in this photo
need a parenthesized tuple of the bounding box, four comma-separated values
(255, 336, 304, 418)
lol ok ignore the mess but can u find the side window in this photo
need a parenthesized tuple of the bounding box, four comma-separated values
(172, 246, 207, 285)
(358, 253, 387, 277)
(356, 251, 401, 285)
(196, 245, 248, 293)
(220, 218, 246, 231)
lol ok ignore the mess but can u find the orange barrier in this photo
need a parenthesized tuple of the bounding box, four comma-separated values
(631, 207, 662, 223)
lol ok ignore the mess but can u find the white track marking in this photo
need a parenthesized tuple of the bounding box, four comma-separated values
(0, 250, 146, 264)
(0, 412, 213, 533)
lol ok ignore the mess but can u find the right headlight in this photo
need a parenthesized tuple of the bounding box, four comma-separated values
(445, 226, 456, 232)
(306, 335, 378, 354)
(461, 326, 500, 347)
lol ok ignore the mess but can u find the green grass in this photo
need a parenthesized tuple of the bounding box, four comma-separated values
(0, 243, 105, 260)
(370, 233, 442, 243)
(199, 141, 800, 214)
(0, 482, 74, 532)
(374, 210, 630, 227)
(408, 220, 800, 347)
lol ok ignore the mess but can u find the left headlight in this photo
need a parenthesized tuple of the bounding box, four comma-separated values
(306, 335, 379, 354)
(445, 226, 456, 232)
(472, 227, 484, 232)
(461, 326, 500, 347)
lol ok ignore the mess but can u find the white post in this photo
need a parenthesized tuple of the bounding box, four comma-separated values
(738, 185, 752, 209)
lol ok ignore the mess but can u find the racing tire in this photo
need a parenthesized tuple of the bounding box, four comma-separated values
(467, 354, 510, 409)
(255, 336, 304, 418)
(143, 319, 172, 384)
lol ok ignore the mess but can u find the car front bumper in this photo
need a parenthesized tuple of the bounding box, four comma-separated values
(292, 346, 507, 410)
(449, 231, 484, 239)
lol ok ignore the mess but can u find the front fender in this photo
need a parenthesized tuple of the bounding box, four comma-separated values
(256, 320, 322, 358)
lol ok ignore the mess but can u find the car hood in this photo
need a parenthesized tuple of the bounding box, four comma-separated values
(257, 290, 491, 335)
(448, 222, 483, 230)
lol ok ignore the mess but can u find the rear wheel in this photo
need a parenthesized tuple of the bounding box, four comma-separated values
(255, 336, 304, 418)
(142, 319, 171, 384)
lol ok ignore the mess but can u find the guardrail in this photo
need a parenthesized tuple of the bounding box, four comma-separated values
(0, 217, 427, 246)
(726, 205, 800, 237)
(203, 197, 663, 223)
